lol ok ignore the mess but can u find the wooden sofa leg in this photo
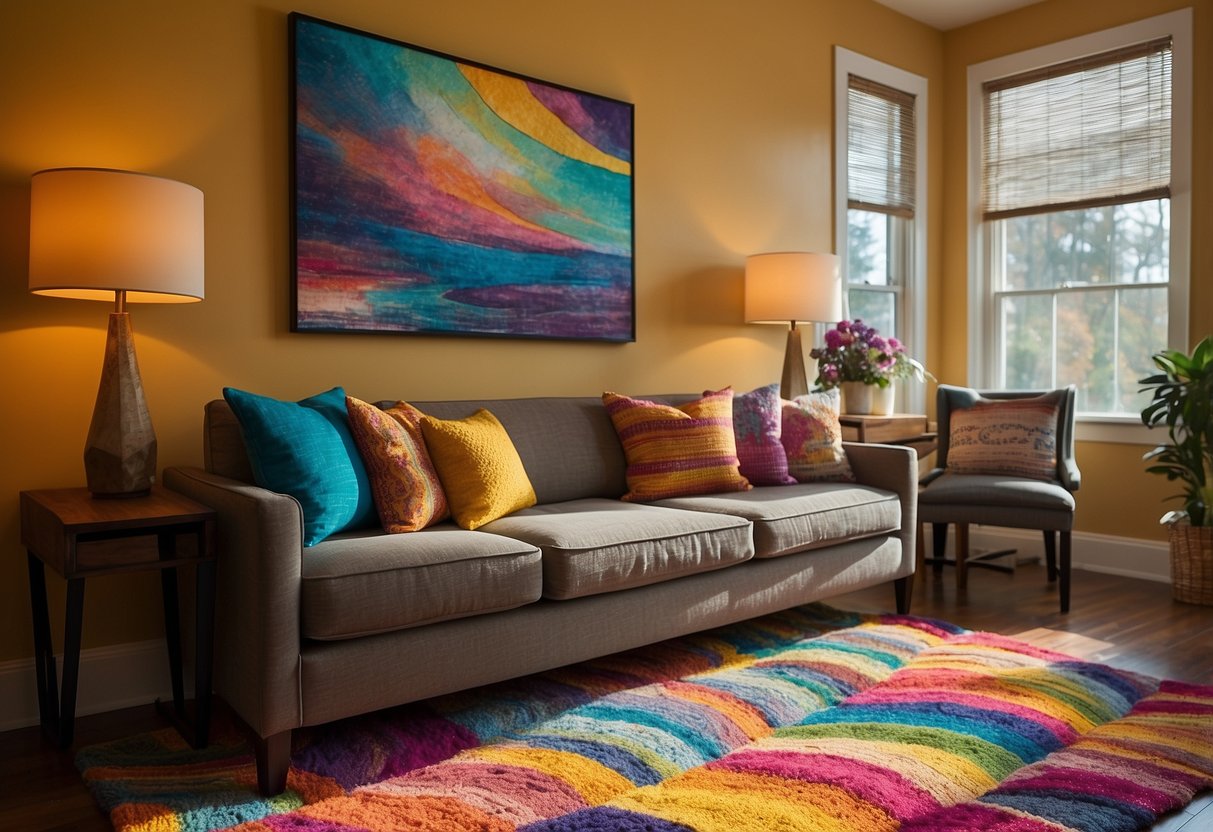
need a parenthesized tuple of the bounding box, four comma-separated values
(893, 576, 912, 615)
(255, 730, 292, 796)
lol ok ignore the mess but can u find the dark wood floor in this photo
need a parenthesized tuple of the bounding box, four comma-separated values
(1, 563, 1211, 831)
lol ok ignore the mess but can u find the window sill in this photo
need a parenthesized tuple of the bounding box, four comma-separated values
(1075, 414, 1159, 445)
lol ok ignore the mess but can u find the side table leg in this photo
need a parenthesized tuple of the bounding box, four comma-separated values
(27, 553, 59, 742)
(27, 552, 85, 749)
(160, 563, 186, 719)
(59, 578, 85, 748)
(194, 559, 216, 747)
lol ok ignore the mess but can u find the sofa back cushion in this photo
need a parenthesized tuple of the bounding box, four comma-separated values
(204, 395, 698, 505)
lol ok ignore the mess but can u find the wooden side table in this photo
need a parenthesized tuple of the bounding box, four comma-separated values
(839, 413, 937, 458)
(20, 486, 216, 749)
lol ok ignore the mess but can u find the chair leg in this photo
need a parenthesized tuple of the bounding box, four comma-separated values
(1059, 531, 1071, 614)
(955, 523, 970, 590)
(932, 522, 948, 573)
(1043, 530, 1058, 582)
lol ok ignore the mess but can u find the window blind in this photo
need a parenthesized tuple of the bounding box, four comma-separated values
(847, 75, 916, 218)
(982, 37, 1172, 220)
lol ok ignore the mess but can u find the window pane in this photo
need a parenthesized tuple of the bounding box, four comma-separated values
(999, 199, 1168, 291)
(847, 209, 889, 286)
(1117, 285, 1168, 413)
(848, 289, 895, 338)
(1056, 289, 1113, 412)
(1000, 293, 1054, 388)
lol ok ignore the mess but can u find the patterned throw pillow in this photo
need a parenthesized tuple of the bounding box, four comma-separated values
(706, 383, 795, 486)
(780, 389, 855, 482)
(223, 386, 377, 546)
(345, 397, 450, 533)
(603, 389, 752, 502)
(947, 397, 1059, 480)
(420, 409, 537, 530)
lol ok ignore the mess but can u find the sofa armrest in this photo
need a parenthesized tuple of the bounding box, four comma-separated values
(843, 442, 918, 577)
(162, 466, 304, 739)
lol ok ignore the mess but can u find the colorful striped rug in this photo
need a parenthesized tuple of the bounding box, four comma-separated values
(76, 604, 1213, 832)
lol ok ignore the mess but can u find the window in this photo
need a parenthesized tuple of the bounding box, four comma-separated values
(834, 48, 927, 411)
(968, 11, 1191, 439)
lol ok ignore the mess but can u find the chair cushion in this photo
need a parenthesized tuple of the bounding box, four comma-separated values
(918, 472, 1076, 529)
(655, 484, 900, 558)
(481, 498, 753, 599)
(947, 395, 1060, 480)
(300, 526, 542, 640)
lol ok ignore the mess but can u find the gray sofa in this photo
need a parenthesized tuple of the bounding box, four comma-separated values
(162, 394, 918, 795)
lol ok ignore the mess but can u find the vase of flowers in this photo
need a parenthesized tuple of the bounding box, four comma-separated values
(810, 319, 933, 415)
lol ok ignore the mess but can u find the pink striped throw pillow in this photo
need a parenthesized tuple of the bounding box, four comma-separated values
(603, 389, 752, 502)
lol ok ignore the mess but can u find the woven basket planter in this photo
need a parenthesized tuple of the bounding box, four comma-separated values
(1169, 522, 1213, 605)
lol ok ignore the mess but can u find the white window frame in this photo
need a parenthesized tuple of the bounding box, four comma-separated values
(834, 47, 929, 414)
(966, 10, 1192, 444)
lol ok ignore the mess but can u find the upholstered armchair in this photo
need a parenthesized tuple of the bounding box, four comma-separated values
(918, 385, 1080, 613)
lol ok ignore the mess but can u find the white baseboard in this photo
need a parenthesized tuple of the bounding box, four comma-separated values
(0, 639, 175, 733)
(0, 530, 1173, 733)
(933, 526, 1172, 583)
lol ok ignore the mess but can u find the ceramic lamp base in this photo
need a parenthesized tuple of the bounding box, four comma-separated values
(84, 312, 157, 498)
(779, 324, 809, 400)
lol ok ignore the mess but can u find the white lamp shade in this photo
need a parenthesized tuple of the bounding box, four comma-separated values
(744, 252, 841, 325)
(29, 168, 204, 303)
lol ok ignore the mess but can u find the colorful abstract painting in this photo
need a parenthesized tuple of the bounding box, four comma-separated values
(290, 14, 635, 340)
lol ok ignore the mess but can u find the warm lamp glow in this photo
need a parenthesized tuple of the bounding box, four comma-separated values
(29, 168, 204, 304)
(28, 167, 205, 498)
(744, 252, 841, 325)
(744, 252, 842, 400)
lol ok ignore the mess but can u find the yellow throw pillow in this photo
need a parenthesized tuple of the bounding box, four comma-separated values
(420, 409, 537, 530)
(603, 389, 751, 502)
(345, 397, 450, 533)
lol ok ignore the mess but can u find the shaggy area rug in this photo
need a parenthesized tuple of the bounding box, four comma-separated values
(76, 604, 1213, 832)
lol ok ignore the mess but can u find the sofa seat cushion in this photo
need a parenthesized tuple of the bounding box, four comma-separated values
(301, 525, 542, 640)
(480, 498, 753, 600)
(653, 484, 900, 559)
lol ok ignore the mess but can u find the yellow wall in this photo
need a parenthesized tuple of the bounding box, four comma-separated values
(939, 0, 1213, 545)
(0, 0, 943, 661)
(0, 0, 1206, 667)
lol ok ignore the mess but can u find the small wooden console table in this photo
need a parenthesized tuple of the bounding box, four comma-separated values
(839, 413, 937, 458)
(20, 486, 216, 748)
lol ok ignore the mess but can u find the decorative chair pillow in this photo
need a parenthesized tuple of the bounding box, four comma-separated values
(223, 386, 376, 546)
(706, 383, 796, 487)
(947, 396, 1059, 480)
(781, 389, 855, 483)
(346, 397, 450, 533)
(603, 389, 752, 502)
(420, 409, 537, 530)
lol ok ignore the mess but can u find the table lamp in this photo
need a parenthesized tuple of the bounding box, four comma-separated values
(744, 252, 842, 400)
(29, 167, 205, 498)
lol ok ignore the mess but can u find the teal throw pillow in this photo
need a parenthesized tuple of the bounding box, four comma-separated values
(223, 386, 376, 546)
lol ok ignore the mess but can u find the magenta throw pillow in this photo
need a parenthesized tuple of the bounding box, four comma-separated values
(707, 384, 795, 486)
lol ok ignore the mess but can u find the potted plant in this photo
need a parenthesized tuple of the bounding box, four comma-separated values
(810, 319, 932, 415)
(1140, 335, 1213, 605)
